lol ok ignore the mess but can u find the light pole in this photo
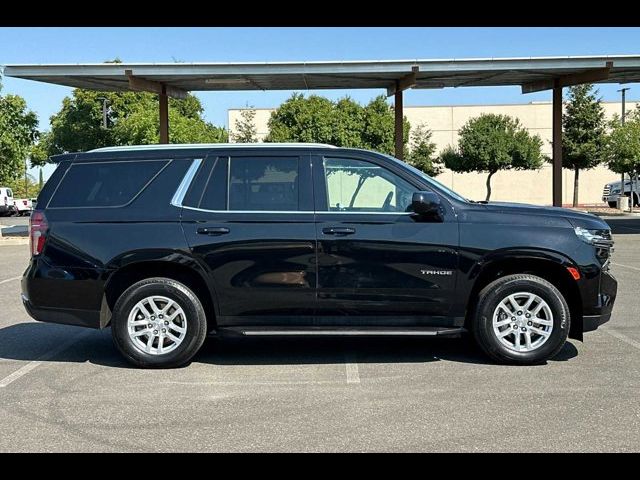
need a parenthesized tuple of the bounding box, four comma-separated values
(24, 157, 28, 198)
(618, 87, 632, 211)
(97, 97, 109, 129)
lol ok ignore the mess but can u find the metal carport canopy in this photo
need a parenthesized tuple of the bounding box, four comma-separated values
(5, 55, 640, 206)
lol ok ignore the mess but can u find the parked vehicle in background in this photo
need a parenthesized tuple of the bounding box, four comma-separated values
(602, 177, 639, 208)
(22, 144, 617, 368)
(0, 187, 15, 216)
(14, 198, 33, 216)
(30, 198, 38, 209)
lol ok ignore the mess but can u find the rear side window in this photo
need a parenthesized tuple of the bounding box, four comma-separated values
(48, 160, 169, 208)
(183, 156, 228, 211)
(228, 157, 299, 211)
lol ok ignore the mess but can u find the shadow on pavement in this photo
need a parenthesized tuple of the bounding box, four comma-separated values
(0, 322, 578, 369)
(603, 217, 640, 235)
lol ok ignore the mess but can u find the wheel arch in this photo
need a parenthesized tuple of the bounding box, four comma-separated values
(101, 255, 217, 332)
(464, 250, 583, 340)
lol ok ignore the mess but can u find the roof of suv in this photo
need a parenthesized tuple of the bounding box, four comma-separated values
(49, 143, 339, 162)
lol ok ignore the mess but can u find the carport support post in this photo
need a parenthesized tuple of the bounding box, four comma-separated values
(394, 88, 403, 160)
(552, 83, 563, 207)
(159, 85, 169, 144)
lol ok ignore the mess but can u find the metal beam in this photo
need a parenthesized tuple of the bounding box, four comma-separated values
(395, 89, 404, 160)
(125, 70, 188, 99)
(159, 85, 169, 144)
(387, 67, 419, 97)
(552, 82, 563, 207)
(521, 62, 613, 94)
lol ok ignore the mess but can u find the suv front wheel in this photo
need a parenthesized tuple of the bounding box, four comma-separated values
(111, 277, 208, 368)
(472, 274, 570, 365)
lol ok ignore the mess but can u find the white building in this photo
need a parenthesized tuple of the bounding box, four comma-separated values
(229, 100, 638, 206)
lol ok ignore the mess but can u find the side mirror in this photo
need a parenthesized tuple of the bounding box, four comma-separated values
(411, 191, 442, 218)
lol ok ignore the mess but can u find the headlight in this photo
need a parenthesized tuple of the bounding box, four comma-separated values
(574, 227, 614, 267)
(611, 187, 621, 194)
(574, 227, 613, 246)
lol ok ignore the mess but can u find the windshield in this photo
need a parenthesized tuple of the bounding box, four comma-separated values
(380, 154, 469, 203)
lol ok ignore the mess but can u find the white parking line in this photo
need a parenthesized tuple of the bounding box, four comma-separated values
(603, 327, 640, 351)
(344, 354, 360, 384)
(0, 276, 21, 285)
(0, 330, 91, 388)
(612, 262, 640, 272)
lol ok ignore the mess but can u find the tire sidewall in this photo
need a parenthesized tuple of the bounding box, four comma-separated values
(475, 276, 570, 364)
(112, 278, 207, 368)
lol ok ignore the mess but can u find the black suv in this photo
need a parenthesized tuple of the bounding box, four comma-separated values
(22, 144, 617, 368)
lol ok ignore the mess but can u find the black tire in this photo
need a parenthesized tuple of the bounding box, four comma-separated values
(111, 277, 208, 368)
(608, 201, 617, 208)
(472, 274, 570, 365)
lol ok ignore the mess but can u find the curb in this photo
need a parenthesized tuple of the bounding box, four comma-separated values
(0, 238, 29, 246)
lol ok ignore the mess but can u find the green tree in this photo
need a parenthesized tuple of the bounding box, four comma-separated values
(266, 93, 336, 144)
(605, 111, 640, 209)
(231, 106, 258, 143)
(562, 84, 607, 207)
(441, 113, 543, 202)
(39, 88, 227, 161)
(265, 93, 409, 155)
(406, 124, 442, 177)
(39, 168, 44, 190)
(0, 88, 39, 184)
(4, 172, 41, 198)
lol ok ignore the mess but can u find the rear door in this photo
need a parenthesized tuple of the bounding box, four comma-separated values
(179, 150, 317, 326)
(313, 153, 459, 326)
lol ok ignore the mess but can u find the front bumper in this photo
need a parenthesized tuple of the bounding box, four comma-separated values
(584, 270, 616, 333)
(583, 312, 611, 332)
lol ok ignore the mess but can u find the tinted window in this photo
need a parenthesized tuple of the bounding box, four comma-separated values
(229, 157, 299, 211)
(324, 158, 415, 212)
(49, 160, 168, 208)
(183, 157, 228, 210)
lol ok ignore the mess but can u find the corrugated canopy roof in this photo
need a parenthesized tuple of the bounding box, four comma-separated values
(4, 55, 640, 96)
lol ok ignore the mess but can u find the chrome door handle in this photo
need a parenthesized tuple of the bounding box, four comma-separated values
(322, 227, 356, 235)
(197, 227, 230, 236)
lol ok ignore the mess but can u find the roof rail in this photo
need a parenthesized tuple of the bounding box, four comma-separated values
(89, 142, 337, 153)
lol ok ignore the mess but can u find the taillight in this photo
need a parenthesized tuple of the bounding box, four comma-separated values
(23, 200, 28, 206)
(30, 210, 48, 256)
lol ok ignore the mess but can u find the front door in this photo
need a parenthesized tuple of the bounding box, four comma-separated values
(313, 154, 459, 326)
(180, 151, 317, 325)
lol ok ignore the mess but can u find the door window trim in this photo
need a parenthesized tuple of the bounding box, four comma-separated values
(174, 153, 313, 214)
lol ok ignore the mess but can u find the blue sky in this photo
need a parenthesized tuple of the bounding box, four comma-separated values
(1, 27, 640, 178)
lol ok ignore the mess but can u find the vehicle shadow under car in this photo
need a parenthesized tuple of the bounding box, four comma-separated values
(0, 322, 578, 370)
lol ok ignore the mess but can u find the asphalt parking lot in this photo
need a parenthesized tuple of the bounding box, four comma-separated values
(0, 217, 639, 452)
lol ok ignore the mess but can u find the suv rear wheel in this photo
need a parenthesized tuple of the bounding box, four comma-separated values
(111, 277, 207, 368)
(472, 274, 570, 365)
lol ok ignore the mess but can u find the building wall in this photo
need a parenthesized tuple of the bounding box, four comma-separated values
(228, 101, 639, 206)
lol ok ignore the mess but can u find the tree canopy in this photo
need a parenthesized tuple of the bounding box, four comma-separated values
(440, 113, 543, 201)
(605, 110, 640, 178)
(265, 93, 441, 176)
(231, 106, 258, 143)
(0, 85, 40, 184)
(34, 88, 227, 165)
(562, 84, 607, 206)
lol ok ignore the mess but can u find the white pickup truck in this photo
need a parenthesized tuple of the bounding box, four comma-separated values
(14, 198, 33, 216)
(602, 178, 640, 208)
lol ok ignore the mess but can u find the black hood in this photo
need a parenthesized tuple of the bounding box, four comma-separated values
(481, 201, 610, 230)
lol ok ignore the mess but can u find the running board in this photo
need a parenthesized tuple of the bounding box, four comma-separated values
(216, 327, 465, 337)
